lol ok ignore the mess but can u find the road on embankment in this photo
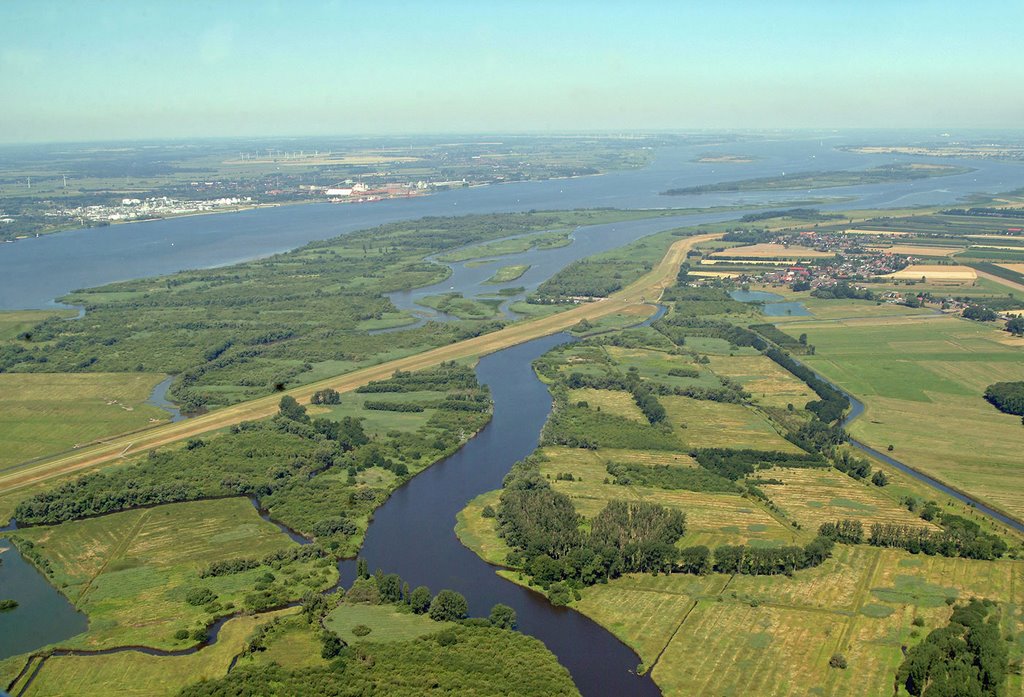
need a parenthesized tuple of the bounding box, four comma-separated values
(0, 231, 721, 494)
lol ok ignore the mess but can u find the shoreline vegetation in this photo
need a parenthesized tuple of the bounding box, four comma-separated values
(662, 163, 972, 195)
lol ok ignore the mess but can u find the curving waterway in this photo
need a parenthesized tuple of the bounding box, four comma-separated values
(335, 332, 660, 696)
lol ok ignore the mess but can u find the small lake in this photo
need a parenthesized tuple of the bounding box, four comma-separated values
(0, 539, 89, 659)
(729, 289, 811, 317)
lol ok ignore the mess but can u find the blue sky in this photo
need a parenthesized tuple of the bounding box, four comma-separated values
(2, 1, 1022, 142)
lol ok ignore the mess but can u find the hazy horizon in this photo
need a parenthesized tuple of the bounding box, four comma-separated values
(2, 1, 1023, 144)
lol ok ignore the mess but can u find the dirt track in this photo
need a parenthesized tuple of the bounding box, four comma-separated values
(0, 232, 721, 494)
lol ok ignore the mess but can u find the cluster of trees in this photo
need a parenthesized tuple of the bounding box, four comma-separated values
(606, 461, 737, 493)
(690, 448, 827, 481)
(750, 323, 813, 354)
(654, 317, 767, 350)
(311, 388, 341, 405)
(201, 545, 326, 578)
(356, 363, 480, 393)
(983, 381, 1024, 416)
(765, 347, 849, 423)
(963, 305, 998, 322)
(868, 519, 1007, 560)
(178, 624, 579, 697)
(363, 400, 425, 413)
(895, 599, 1008, 697)
(707, 535, 834, 576)
(531, 253, 654, 302)
(497, 460, 686, 591)
(542, 402, 680, 451)
(818, 519, 864, 544)
(810, 281, 874, 301)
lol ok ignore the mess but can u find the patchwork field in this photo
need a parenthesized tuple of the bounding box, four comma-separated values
(760, 467, 936, 531)
(564, 545, 1024, 697)
(13, 498, 336, 650)
(791, 314, 1024, 520)
(0, 372, 170, 469)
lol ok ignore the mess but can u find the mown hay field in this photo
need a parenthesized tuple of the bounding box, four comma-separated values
(760, 467, 935, 531)
(661, 396, 802, 452)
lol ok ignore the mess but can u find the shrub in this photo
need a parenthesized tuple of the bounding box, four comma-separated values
(185, 587, 217, 607)
(351, 624, 372, 637)
(829, 654, 847, 669)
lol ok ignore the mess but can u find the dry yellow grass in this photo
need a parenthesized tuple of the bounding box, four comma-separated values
(997, 263, 1024, 274)
(887, 264, 977, 281)
(710, 243, 834, 259)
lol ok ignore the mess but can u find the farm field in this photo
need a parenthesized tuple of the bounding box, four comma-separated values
(661, 395, 801, 452)
(790, 314, 1024, 520)
(704, 354, 814, 409)
(11, 498, 336, 650)
(568, 546, 1024, 697)
(0, 373, 170, 469)
(537, 446, 798, 548)
(759, 466, 937, 531)
(7, 609, 295, 697)
(887, 264, 977, 281)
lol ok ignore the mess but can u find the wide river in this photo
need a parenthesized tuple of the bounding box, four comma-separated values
(3, 132, 1024, 310)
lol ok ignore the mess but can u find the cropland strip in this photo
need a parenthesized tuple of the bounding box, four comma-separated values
(0, 232, 722, 495)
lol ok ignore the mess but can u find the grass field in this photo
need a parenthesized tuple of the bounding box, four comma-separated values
(9, 609, 295, 697)
(0, 373, 170, 469)
(324, 603, 454, 645)
(537, 446, 797, 548)
(789, 314, 1024, 521)
(760, 467, 935, 531)
(566, 388, 646, 422)
(454, 491, 512, 566)
(485, 264, 530, 284)
(0, 309, 78, 340)
(661, 396, 801, 452)
(705, 354, 814, 409)
(13, 498, 336, 650)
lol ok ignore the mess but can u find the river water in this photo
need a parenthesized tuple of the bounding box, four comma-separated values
(337, 332, 660, 696)
(3, 133, 1024, 310)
